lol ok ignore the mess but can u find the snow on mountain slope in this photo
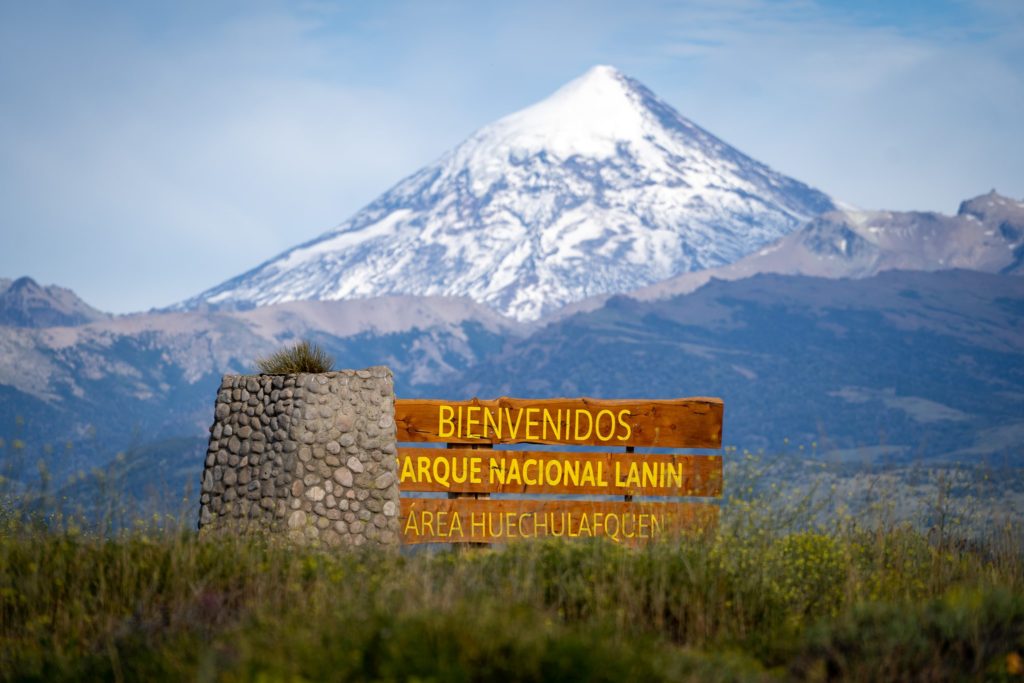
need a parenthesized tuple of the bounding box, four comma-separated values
(553, 191, 1024, 316)
(178, 65, 834, 321)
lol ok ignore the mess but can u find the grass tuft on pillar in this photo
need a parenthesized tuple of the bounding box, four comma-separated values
(255, 339, 335, 374)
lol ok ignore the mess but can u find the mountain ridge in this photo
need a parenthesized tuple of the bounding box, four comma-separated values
(447, 268, 1024, 459)
(3, 294, 522, 403)
(548, 190, 1024, 319)
(2, 268, 1021, 501)
(0, 276, 110, 328)
(0, 293, 522, 485)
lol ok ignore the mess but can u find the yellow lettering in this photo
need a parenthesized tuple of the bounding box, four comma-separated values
(489, 457, 506, 485)
(551, 512, 567, 536)
(616, 409, 632, 441)
(506, 458, 522, 486)
(542, 409, 560, 440)
(504, 407, 523, 439)
(596, 461, 609, 487)
(436, 511, 448, 537)
(574, 409, 593, 441)
(666, 462, 684, 491)
(581, 461, 597, 486)
(544, 458, 562, 488)
(595, 409, 616, 441)
(563, 460, 580, 488)
(642, 461, 658, 489)
(534, 512, 549, 537)
(518, 512, 532, 537)
(451, 456, 469, 484)
(471, 512, 486, 539)
(523, 459, 539, 486)
(417, 456, 431, 484)
(625, 462, 641, 488)
(470, 457, 483, 484)
(579, 513, 593, 537)
(423, 511, 435, 537)
(438, 405, 455, 438)
(466, 406, 481, 439)
(449, 511, 463, 537)
(400, 455, 415, 483)
(432, 457, 451, 488)
(487, 511, 502, 537)
(457, 406, 464, 438)
(623, 514, 636, 538)
(506, 512, 519, 538)
(525, 408, 540, 440)
(483, 408, 502, 439)
(403, 510, 419, 535)
(605, 513, 620, 542)
(615, 460, 626, 487)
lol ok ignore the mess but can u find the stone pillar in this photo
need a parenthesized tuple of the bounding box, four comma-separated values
(198, 366, 399, 548)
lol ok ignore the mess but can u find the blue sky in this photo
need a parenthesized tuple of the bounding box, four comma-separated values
(1, 0, 1021, 313)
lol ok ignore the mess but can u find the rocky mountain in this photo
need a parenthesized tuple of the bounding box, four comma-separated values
(177, 65, 834, 321)
(0, 276, 110, 328)
(553, 191, 1024, 316)
(447, 269, 1024, 463)
(3, 268, 1021, 512)
(0, 295, 521, 486)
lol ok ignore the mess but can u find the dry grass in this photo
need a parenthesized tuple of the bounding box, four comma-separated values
(253, 339, 335, 375)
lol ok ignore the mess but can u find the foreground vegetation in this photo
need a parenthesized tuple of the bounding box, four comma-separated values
(1, 490, 1022, 683)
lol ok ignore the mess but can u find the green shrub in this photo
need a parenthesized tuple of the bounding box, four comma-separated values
(1, 525, 1021, 681)
(792, 587, 1024, 681)
(2, 446, 1022, 681)
(254, 339, 335, 374)
(763, 531, 846, 619)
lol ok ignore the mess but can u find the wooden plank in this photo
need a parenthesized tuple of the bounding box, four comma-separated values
(398, 448, 722, 497)
(400, 498, 719, 545)
(395, 397, 723, 448)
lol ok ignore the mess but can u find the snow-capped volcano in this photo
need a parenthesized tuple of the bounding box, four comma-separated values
(180, 65, 835, 320)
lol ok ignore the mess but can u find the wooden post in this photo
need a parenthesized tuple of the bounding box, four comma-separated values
(446, 443, 491, 501)
(624, 445, 634, 502)
(447, 442, 490, 547)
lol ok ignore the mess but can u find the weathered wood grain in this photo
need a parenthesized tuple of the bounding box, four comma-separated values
(398, 447, 722, 497)
(395, 397, 723, 448)
(400, 498, 719, 545)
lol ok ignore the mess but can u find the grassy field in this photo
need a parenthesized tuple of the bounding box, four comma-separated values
(2, 477, 1023, 683)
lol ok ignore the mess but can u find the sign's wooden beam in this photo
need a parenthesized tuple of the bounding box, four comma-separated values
(398, 447, 722, 497)
(395, 397, 724, 449)
(400, 498, 719, 545)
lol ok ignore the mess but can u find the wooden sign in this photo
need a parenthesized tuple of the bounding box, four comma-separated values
(399, 447, 722, 497)
(395, 395, 725, 546)
(400, 498, 719, 545)
(395, 397, 723, 448)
